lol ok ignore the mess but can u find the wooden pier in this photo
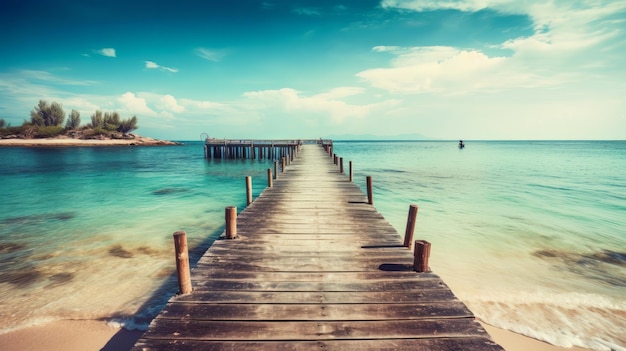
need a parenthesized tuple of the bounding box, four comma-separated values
(203, 138, 332, 160)
(132, 143, 504, 351)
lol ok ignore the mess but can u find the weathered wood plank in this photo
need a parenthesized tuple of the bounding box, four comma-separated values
(133, 337, 505, 351)
(157, 302, 474, 321)
(170, 290, 459, 304)
(188, 279, 448, 292)
(139, 319, 488, 341)
(185, 271, 441, 282)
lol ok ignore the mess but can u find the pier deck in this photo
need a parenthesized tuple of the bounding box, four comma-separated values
(133, 144, 504, 350)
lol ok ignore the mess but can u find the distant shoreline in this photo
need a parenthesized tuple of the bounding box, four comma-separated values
(0, 136, 181, 147)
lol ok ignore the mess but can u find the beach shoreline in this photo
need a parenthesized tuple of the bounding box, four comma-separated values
(0, 319, 593, 351)
(0, 136, 181, 147)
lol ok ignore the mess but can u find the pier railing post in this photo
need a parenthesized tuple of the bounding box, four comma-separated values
(404, 204, 419, 249)
(245, 176, 252, 206)
(281, 157, 286, 173)
(349, 161, 353, 182)
(340, 157, 344, 174)
(366, 176, 373, 205)
(173, 231, 192, 294)
(274, 161, 278, 179)
(267, 168, 273, 187)
(413, 240, 431, 272)
(225, 206, 237, 239)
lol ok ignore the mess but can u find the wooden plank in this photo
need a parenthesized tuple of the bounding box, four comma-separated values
(133, 337, 505, 351)
(185, 271, 441, 282)
(171, 290, 459, 304)
(139, 319, 489, 341)
(188, 279, 448, 292)
(158, 302, 475, 321)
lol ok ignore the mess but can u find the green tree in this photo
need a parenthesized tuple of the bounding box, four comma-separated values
(30, 100, 65, 126)
(103, 112, 121, 131)
(65, 109, 81, 129)
(91, 110, 104, 128)
(118, 116, 138, 133)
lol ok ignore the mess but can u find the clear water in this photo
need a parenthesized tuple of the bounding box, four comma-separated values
(0, 140, 624, 350)
(334, 140, 626, 351)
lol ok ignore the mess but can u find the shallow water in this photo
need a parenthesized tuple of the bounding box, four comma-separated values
(0, 140, 624, 350)
(334, 140, 626, 351)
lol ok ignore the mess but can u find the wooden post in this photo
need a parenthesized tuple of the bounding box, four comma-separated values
(225, 206, 237, 239)
(403, 204, 419, 249)
(274, 161, 278, 179)
(339, 157, 344, 174)
(366, 176, 373, 205)
(245, 176, 252, 206)
(281, 157, 286, 173)
(349, 161, 353, 182)
(333, 154, 337, 165)
(173, 231, 192, 294)
(267, 168, 273, 187)
(413, 240, 431, 272)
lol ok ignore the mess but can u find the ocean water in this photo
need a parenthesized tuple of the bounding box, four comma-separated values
(0, 140, 624, 350)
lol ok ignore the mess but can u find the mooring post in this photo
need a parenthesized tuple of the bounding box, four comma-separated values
(173, 231, 192, 294)
(366, 176, 373, 205)
(413, 240, 431, 272)
(349, 161, 353, 182)
(225, 206, 237, 239)
(403, 204, 419, 249)
(340, 157, 344, 174)
(245, 176, 252, 206)
(267, 168, 273, 187)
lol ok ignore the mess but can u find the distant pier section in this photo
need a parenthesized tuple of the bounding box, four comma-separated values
(204, 138, 333, 160)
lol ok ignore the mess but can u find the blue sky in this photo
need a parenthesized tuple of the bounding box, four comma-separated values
(1, 0, 625, 140)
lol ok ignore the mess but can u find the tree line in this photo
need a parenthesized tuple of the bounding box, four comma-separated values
(0, 100, 139, 138)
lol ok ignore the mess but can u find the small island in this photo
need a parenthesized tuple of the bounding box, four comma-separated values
(0, 100, 179, 147)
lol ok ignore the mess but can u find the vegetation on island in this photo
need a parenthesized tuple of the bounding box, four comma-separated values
(0, 100, 139, 139)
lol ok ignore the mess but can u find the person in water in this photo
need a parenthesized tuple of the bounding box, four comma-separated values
(459, 140, 465, 149)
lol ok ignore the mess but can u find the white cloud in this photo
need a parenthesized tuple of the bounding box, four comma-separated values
(358, 46, 530, 94)
(118, 92, 157, 116)
(362, 1, 626, 95)
(96, 48, 116, 58)
(145, 61, 179, 73)
(160, 94, 185, 113)
(194, 48, 227, 62)
(243, 87, 399, 123)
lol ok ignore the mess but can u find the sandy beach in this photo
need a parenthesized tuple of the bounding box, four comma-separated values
(0, 136, 180, 147)
(0, 319, 592, 351)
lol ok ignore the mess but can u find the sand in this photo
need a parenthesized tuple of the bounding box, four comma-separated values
(0, 136, 180, 147)
(0, 320, 143, 351)
(0, 319, 593, 351)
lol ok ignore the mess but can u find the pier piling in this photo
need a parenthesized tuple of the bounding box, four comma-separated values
(245, 176, 252, 206)
(366, 176, 373, 205)
(225, 206, 237, 239)
(414, 240, 431, 273)
(404, 204, 419, 250)
(172, 231, 192, 295)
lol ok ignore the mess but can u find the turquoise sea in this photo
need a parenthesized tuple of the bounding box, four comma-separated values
(0, 140, 624, 350)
